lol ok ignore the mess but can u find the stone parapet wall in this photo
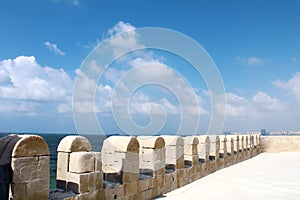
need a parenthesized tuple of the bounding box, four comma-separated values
(52, 134, 260, 200)
(261, 136, 300, 152)
(1, 133, 263, 200)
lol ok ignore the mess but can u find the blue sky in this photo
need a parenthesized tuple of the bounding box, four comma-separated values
(0, 0, 299, 134)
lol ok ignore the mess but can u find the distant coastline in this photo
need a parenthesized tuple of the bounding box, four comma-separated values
(262, 131, 300, 136)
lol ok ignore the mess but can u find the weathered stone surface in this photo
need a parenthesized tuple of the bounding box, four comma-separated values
(57, 152, 70, 188)
(165, 145, 184, 167)
(161, 135, 184, 146)
(101, 136, 139, 174)
(11, 157, 41, 182)
(88, 172, 103, 192)
(67, 172, 89, 194)
(11, 157, 36, 182)
(261, 136, 300, 152)
(140, 161, 164, 172)
(94, 152, 102, 172)
(104, 187, 114, 200)
(184, 136, 198, 155)
(139, 178, 150, 192)
(239, 135, 244, 152)
(196, 135, 210, 162)
(231, 135, 240, 152)
(10, 155, 49, 200)
(218, 135, 227, 156)
(10, 183, 26, 200)
(102, 136, 139, 153)
(141, 148, 160, 162)
(124, 181, 138, 196)
(138, 136, 166, 174)
(69, 152, 95, 173)
(26, 178, 49, 200)
(162, 135, 184, 169)
(225, 136, 234, 155)
(102, 151, 139, 175)
(114, 184, 124, 199)
(208, 135, 220, 160)
(243, 135, 249, 150)
(164, 171, 177, 193)
(137, 136, 165, 149)
(12, 135, 49, 158)
(38, 156, 50, 180)
(57, 135, 91, 153)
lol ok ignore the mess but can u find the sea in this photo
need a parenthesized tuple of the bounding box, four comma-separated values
(0, 133, 106, 189)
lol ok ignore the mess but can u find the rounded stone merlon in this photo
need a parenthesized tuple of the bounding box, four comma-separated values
(225, 136, 234, 143)
(232, 135, 239, 141)
(184, 136, 199, 145)
(196, 136, 210, 156)
(102, 136, 139, 152)
(196, 135, 210, 144)
(137, 136, 165, 149)
(161, 135, 184, 146)
(12, 135, 50, 158)
(218, 135, 227, 142)
(240, 135, 244, 141)
(57, 135, 91, 152)
(207, 135, 220, 143)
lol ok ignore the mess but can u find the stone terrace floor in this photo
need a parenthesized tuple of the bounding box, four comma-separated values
(157, 152, 300, 200)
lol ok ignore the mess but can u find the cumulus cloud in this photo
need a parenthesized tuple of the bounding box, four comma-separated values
(44, 41, 65, 56)
(73, 21, 207, 135)
(273, 72, 300, 103)
(252, 92, 286, 111)
(220, 92, 286, 117)
(236, 56, 265, 66)
(0, 56, 73, 114)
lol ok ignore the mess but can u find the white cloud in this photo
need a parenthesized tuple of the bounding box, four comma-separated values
(222, 93, 251, 117)
(0, 56, 73, 114)
(219, 91, 286, 118)
(252, 92, 286, 111)
(107, 21, 135, 36)
(82, 21, 143, 56)
(236, 56, 265, 66)
(273, 72, 300, 103)
(44, 41, 65, 56)
(74, 21, 207, 136)
(51, 0, 79, 6)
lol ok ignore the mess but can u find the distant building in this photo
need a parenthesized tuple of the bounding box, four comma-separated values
(224, 131, 231, 135)
(261, 129, 267, 135)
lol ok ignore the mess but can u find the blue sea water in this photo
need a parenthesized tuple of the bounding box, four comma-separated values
(0, 133, 106, 189)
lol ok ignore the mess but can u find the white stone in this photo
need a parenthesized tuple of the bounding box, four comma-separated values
(94, 152, 102, 172)
(11, 157, 38, 183)
(69, 152, 95, 173)
(57, 135, 91, 153)
(12, 135, 49, 158)
(56, 152, 70, 181)
(26, 178, 49, 200)
(67, 172, 89, 194)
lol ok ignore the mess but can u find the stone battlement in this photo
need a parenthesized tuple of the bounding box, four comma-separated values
(1, 133, 299, 200)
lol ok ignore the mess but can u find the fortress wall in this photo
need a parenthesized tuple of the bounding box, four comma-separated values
(1, 133, 263, 200)
(261, 136, 300, 153)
